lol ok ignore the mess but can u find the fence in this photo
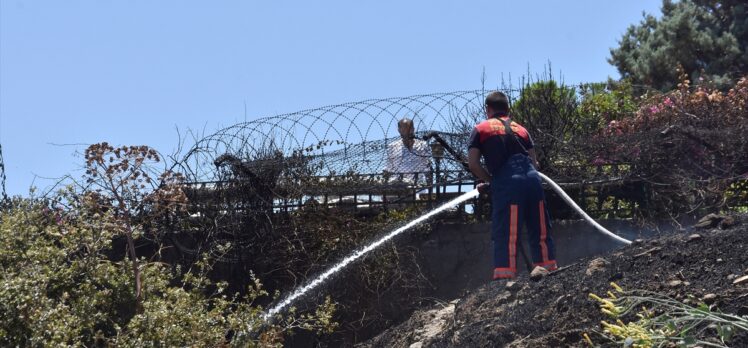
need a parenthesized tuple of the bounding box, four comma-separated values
(181, 164, 648, 222)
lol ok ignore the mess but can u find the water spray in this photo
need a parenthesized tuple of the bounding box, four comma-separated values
(258, 189, 480, 325)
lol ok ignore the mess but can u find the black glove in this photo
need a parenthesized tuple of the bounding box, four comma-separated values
(476, 182, 490, 194)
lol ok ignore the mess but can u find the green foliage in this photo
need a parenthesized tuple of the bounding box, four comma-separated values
(0, 189, 335, 346)
(578, 80, 638, 130)
(0, 195, 128, 346)
(723, 180, 748, 213)
(609, 0, 747, 91)
(589, 283, 748, 347)
(512, 76, 580, 171)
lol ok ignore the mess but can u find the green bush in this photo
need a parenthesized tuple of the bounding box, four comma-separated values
(578, 80, 638, 131)
(0, 188, 335, 347)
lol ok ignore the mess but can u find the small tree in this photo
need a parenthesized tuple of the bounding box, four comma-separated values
(83, 143, 186, 310)
(512, 78, 580, 172)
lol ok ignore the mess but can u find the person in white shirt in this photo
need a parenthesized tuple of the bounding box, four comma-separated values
(385, 118, 431, 184)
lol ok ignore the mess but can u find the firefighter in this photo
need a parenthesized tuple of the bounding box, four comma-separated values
(467, 91, 557, 281)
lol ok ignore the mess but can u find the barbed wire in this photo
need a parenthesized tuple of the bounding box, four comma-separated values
(177, 90, 508, 184)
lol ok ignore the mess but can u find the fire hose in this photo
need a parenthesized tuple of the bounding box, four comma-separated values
(422, 131, 633, 249)
(537, 171, 632, 245)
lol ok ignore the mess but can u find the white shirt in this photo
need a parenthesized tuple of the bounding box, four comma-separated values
(385, 138, 431, 177)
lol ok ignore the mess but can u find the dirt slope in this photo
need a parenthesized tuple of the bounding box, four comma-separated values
(360, 214, 748, 347)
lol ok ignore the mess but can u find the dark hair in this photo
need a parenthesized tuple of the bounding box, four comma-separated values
(398, 118, 413, 127)
(485, 91, 510, 115)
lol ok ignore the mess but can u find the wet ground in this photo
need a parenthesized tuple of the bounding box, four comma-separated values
(359, 213, 748, 347)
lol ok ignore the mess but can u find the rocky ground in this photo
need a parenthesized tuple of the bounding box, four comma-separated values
(359, 213, 748, 347)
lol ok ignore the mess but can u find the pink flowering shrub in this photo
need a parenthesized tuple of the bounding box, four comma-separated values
(591, 73, 748, 217)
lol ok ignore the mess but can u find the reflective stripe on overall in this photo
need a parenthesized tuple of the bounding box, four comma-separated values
(491, 154, 557, 279)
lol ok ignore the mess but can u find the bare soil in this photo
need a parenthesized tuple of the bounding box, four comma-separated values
(359, 214, 748, 347)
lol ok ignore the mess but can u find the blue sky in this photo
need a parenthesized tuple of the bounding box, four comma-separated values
(0, 0, 661, 196)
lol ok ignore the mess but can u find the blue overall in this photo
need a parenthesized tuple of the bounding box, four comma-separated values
(490, 154, 557, 279)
